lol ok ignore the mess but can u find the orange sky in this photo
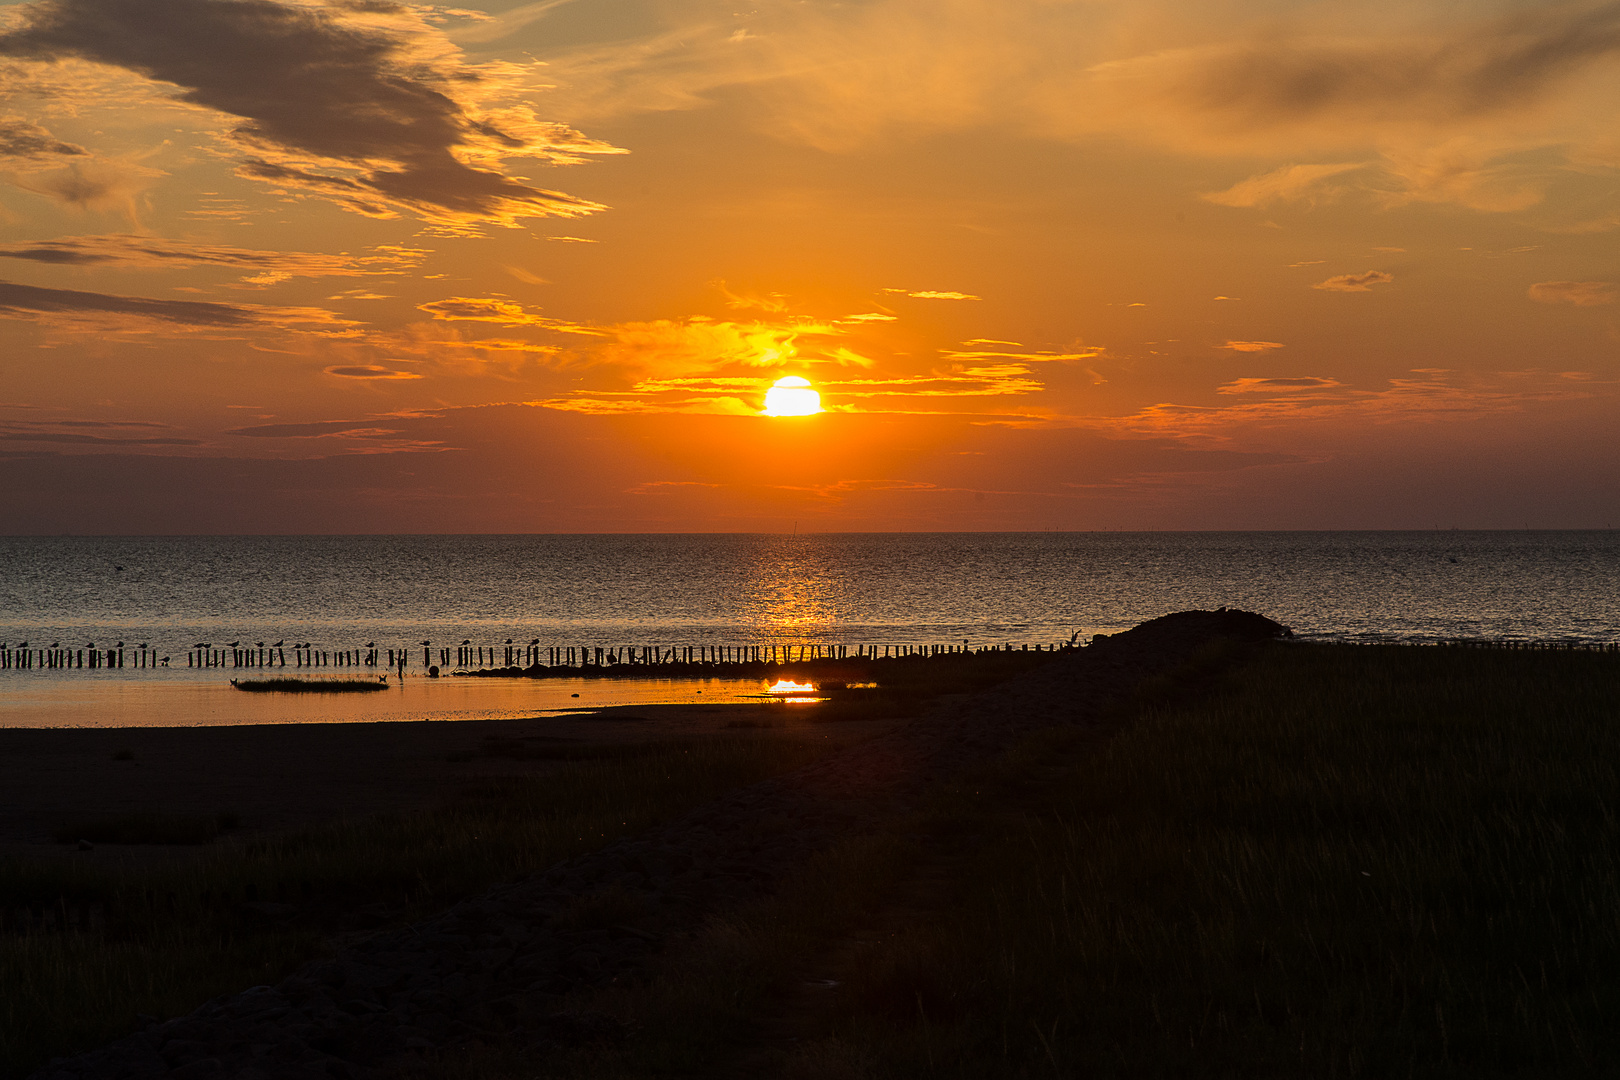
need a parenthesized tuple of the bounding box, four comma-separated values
(1, 0, 1616, 532)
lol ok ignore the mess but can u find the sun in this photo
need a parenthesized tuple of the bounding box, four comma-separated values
(762, 375, 822, 417)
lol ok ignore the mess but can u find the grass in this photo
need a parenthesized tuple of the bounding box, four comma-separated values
(0, 732, 854, 1080)
(51, 812, 241, 846)
(231, 677, 389, 693)
(452, 641, 1620, 1079)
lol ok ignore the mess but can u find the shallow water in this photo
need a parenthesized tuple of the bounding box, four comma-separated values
(0, 670, 770, 729)
(2, 531, 1615, 727)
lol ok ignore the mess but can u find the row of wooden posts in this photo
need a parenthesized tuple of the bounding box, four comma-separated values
(1434, 639, 1620, 651)
(0, 640, 1067, 673)
(5, 637, 1616, 674)
(0, 646, 163, 670)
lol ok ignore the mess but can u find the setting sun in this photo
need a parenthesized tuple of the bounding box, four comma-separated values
(761, 376, 823, 417)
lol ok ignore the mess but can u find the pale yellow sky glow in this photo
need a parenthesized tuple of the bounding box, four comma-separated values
(0, 0, 1616, 531)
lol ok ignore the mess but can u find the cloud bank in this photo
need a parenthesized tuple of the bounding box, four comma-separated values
(0, 0, 623, 225)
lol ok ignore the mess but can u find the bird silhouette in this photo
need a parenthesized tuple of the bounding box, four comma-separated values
(530, 639, 540, 646)
(365, 641, 376, 648)
(86, 642, 95, 648)
(461, 639, 471, 645)
(114, 565, 124, 572)
(255, 642, 265, 649)
(50, 642, 59, 649)
(116, 641, 124, 648)
(137, 643, 148, 649)
(227, 641, 240, 648)
(272, 640, 284, 647)
(420, 640, 431, 646)
(17, 642, 26, 649)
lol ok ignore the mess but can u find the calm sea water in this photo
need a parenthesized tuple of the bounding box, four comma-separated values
(2, 532, 1615, 726)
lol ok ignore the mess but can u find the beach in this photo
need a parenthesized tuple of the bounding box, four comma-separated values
(0, 701, 862, 864)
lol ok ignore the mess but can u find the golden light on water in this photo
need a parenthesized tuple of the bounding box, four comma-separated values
(767, 679, 818, 695)
(762, 376, 822, 417)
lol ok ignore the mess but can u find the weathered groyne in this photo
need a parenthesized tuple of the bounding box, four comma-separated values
(2, 635, 1615, 676)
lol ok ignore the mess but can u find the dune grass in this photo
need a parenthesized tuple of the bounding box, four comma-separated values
(0, 733, 851, 1080)
(479, 641, 1620, 1079)
(51, 812, 241, 847)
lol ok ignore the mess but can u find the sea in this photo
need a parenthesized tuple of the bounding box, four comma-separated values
(1, 532, 1615, 728)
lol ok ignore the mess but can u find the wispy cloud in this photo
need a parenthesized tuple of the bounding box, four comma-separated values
(0, 279, 350, 329)
(0, 116, 86, 159)
(882, 288, 982, 300)
(1528, 280, 1616, 306)
(1217, 376, 1342, 394)
(0, 235, 425, 284)
(1314, 270, 1394, 292)
(715, 281, 789, 312)
(0, 417, 200, 445)
(417, 296, 602, 334)
(1219, 340, 1286, 352)
(1202, 162, 1367, 208)
(1099, 368, 1602, 438)
(324, 365, 423, 380)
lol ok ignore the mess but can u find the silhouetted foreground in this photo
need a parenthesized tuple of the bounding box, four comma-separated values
(12, 609, 1297, 1080)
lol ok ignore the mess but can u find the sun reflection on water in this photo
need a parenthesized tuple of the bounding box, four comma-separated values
(762, 677, 822, 703)
(737, 539, 845, 638)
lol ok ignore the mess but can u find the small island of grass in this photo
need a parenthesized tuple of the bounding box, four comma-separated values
(230, 677, 390, 693)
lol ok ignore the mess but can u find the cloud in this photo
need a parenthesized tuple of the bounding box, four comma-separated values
(0, 116, 86, 159)
(0, 418, 200, 445)
(416, 295, 601, 334)
(882, 288, 982, 300)
(1202, 162, 1367, 208)
(1217, 377, 1343, 394)
(0, 279, 350, 328)
(826, 365, 1045, 401)
(715, 281, 789, 312)
(0, 0, 623, 226)
(1219, 340, 1286, 353)
(1149, 6, 1620, 133)
(1528, 280, 1616, 306)
(939, 345, 1102, 364)
(582, 317, 858, 377)
(0, 430, 200, 445)
(0, 235, 425, 283)
(527, 0, 1620, 213)
(324, 364, 422, 379)
(4, 157, 164, 215)
(1313, 270, 1394, 292)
